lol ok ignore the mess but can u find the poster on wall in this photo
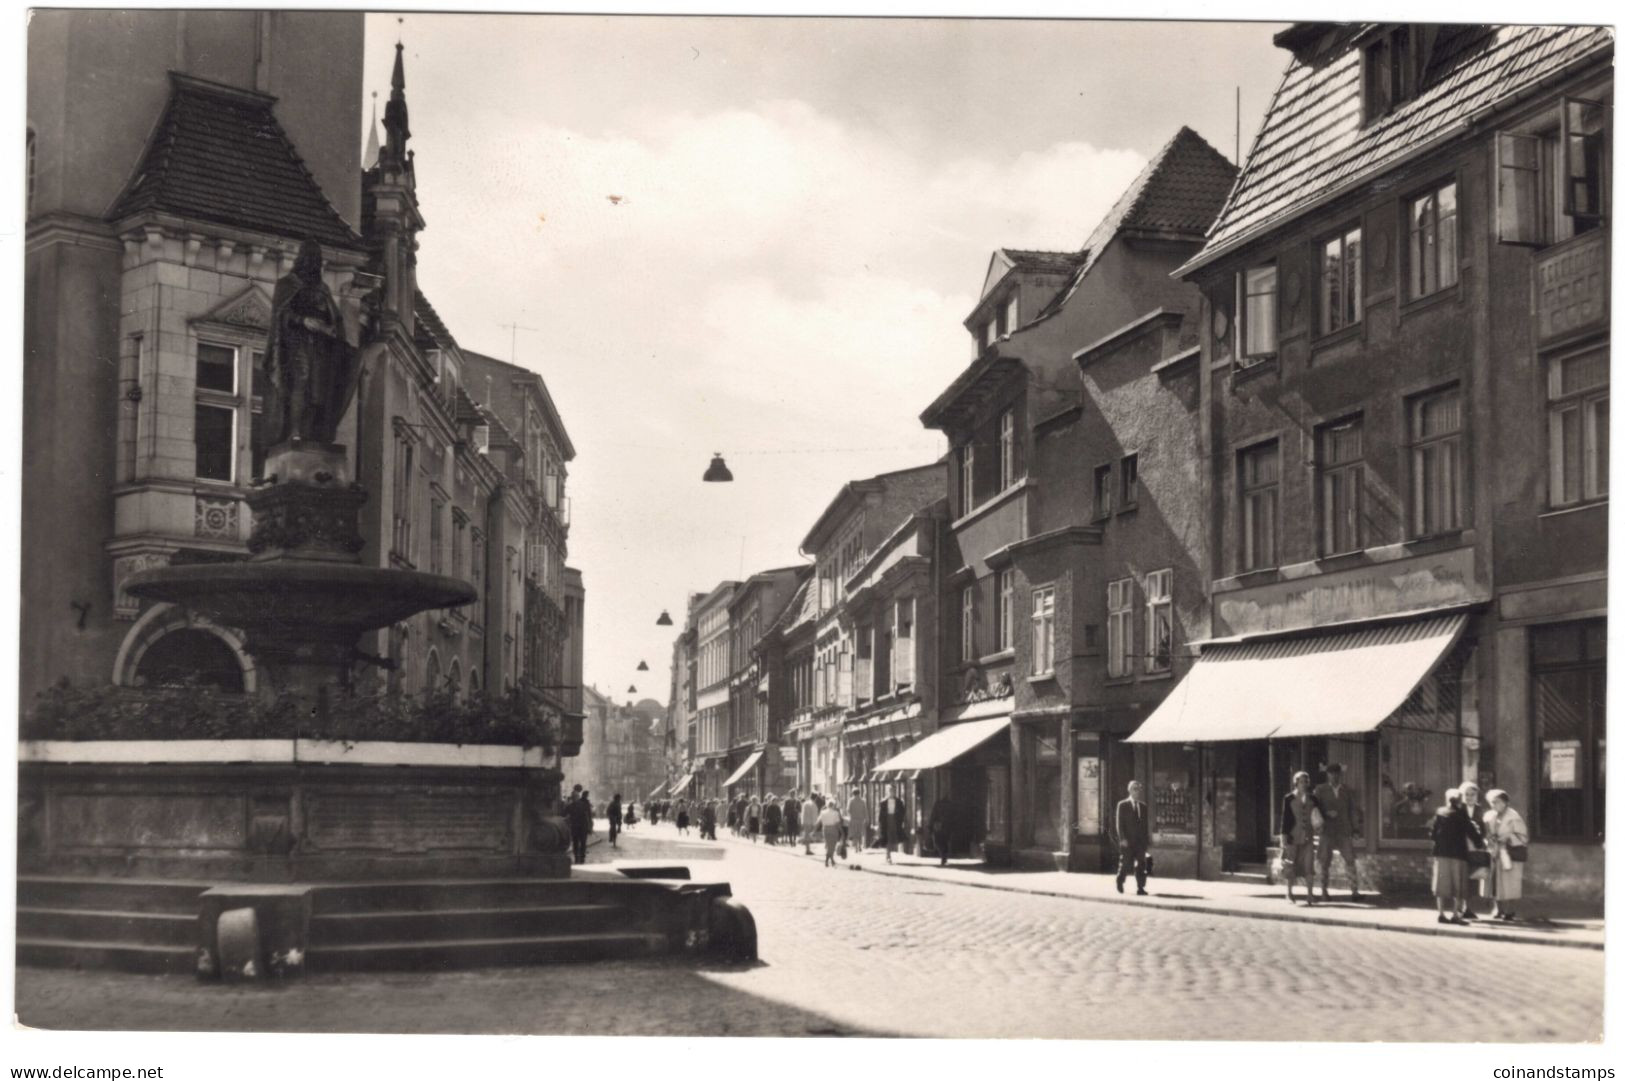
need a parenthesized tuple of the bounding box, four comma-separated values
(1076, 757, 1101, 836)
(1545, 742, 1581, 788)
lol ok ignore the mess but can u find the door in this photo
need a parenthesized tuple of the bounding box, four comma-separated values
(1233, 741, 1271, 862)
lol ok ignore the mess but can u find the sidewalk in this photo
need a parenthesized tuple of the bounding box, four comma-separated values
(639, 822, 1604, 951)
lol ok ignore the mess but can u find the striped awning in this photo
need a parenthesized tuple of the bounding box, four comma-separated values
(1124, 613, 1468, 744)
(669, 773, 695, 796)
(646, 780, 669, 800)
(724, 750, 765, 788)
(870, 716, 1011, 777)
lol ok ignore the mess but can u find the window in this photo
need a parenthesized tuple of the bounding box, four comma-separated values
(194, 342, 239, 482)
(1238, 263, 1278, 362)
(1409, 386, 1463, 536)
(996, 568, 1014, 652)
(1119, 453, 1139, 510)
(1106, 577, 1133, 678)
(1239, 441, 1280, 571)
(894, 597, 915, 687)
(960, 584, 976, 663)
(960, 445, 976, 514)
(249, 350, 267, 481)
(1548, 350, 1609, 508)
(1319, 417, 1365, 555)
(470, 528, 485, 624)
(1380, 642, 1474, 841)
(1318, 226, 1363, 334)
(1408, 180, 1458, 299)
(1031, 586, 1056, 677)
(1563, 96, 1607, 228)
(1093, 463, 1113, 520)
(392, 439, 414, 563)
(429, 499, 445, 574)
(194, 404, 235, 482)
(1531, 620, 1606, 841)
(1144, 569, 1172, 674)
(1005, 295, 1019, 336)
(999, 410, 1015, 490)
(1363, 25, 1415, 124)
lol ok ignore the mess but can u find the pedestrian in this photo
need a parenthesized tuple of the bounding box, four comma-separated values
(625, 800, 637, 829)
(676, 798, 691, 837)
(801, 791, 819, 854)
(817, 800, 845, 867)
(1313, 763, 1364, 902)
(607, 792, 623, 849)
(812, 789, 825, 810)
(566, 788, 593, 865)
(1280, 771, 1322, 905)
(877, 785, 908, 864)
(846, 788, 870, 853)
(1430, 787, 1482, 925)
(725, 799, 739, 836)
(1459, 781, 1490, 920)
(1114, 780, 1152, 896)
(783, 790, 801, 846)
(1482, 788, 1529, 921)
(928, 793, 954, 866)
(700, 799, 717, 841)
(746, 795, 761, 842)
(763, 794, 782, 846)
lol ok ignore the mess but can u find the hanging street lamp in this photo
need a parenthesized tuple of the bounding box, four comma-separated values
(702, 453, 733, 482)
(656, 610, 673, 626)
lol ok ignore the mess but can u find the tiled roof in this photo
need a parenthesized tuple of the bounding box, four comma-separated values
(109, 72, 362, 249)
(1002, 249, 1087, 275)
(1190, 24, 1614, 270)
(1035, 127, 1236, 320)
(414, 290, 459, 353)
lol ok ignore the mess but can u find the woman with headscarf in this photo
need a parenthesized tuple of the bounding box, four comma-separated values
(1430, 787, 1482, 925)
(1279, 770, 1323, 905)
(817, 800, 846, 868)
(1459, 780, 1490, 920)
(1482, 788, 1530, 921)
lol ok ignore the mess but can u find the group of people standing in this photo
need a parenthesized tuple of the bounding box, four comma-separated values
(1276, 767, 1531, 922)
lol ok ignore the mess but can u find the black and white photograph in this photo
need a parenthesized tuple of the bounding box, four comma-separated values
(6, 2, 1617, 1071)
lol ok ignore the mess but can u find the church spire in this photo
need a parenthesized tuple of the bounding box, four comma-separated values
(363, 91, 380, 170)
(382, 42, 411, 165)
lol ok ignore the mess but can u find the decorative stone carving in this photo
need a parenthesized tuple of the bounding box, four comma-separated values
(195, 495, 241, 541)
(193, 284, 273, 332)
(113, 551, 173, 618)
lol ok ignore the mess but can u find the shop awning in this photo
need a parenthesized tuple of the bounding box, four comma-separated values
(724, 750, 764, 788)
(669, 773, 695, 796)
(1124, 613, 1468, 744)
(869, 716, 1011, 776)
(647, 780, 669, 799)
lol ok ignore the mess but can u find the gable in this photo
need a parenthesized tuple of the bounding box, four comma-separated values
(190, 283, 274, 333)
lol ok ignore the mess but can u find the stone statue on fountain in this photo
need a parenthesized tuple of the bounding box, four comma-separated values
(263, 238, 359, 448)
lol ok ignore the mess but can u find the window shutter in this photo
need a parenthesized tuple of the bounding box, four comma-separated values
(1562, 96, 1607, 223)
(1495, 131, 1542, 246)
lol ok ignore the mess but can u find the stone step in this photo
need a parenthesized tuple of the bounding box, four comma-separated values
(309, 879, 610, 915)
(17, 937, 196, 975)
(17, 906, 197, 948)
(308, 903, 629, 946)
(17, 876, 210, 915)
(306, 931, 669, 972)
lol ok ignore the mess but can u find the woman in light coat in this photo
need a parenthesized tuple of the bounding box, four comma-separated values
(1482, 788, 1529, 921)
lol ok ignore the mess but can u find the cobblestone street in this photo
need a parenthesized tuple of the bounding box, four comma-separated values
(14, 823, 1604, 1040)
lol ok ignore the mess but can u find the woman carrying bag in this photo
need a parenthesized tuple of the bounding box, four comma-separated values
(1279, 771, 1324, 906)
(1430, 788, 1484, 925)
(1482, 788, 1530, 921)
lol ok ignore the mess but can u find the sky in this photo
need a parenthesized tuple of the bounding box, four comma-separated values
(359, 14, 1291, 706)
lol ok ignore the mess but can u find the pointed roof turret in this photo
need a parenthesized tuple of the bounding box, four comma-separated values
(382, 42, 411, 165)
(363, 92, 380, 170)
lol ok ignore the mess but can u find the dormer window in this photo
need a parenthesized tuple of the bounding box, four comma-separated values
(1004, 294, 1019, 336)
(1363, 26, 1418, 124)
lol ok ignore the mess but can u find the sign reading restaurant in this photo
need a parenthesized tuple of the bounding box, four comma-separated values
(1536, 229, 1608, 348)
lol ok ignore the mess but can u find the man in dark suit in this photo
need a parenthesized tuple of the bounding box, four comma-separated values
(567, 789, 594, 864)
(1114, 780, 1152, 896)
(877, 786, 909, 864)
(606, 792, 623, 849)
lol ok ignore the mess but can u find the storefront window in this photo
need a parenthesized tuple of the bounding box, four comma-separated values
(1379, 641, 1474, 841)
(1152, 744, 1198, 834)
(1532, 620, 1606, 841)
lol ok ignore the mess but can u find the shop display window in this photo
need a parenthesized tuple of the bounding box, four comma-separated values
(1152, 744, 1198, 834)
(1378, 641, 1474, 841)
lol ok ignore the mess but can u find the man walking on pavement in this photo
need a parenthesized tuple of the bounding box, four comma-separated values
(1114, 780, 1151, 896)
(878, 785, 908, 864)
(928, 793, 954, 866)
(1314, 763, 1364, 902)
